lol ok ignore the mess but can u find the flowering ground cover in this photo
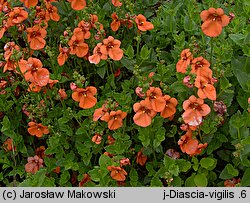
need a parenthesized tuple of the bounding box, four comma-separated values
(0, 0, 250, 187)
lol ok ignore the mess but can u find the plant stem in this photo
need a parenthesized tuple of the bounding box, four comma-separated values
(11, 143, 17, 187)
(210, 38, 214, 69)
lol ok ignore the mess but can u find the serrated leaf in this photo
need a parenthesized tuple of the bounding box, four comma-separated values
(219, 164, 239, 180)
(241, 168, 250, 186)
(194, 173, 208, 187)
(125, 45, 134, 59)
(97, 66, 106, 79)
(176, 159, 191, 172)
(185, 174, 196, 187)
(99, 154, 112, 168)
(232, 56, 250, 92)
(59, 170, 70, 185)
(200, 158, 216, 170)
(140, 45, 150, 60)
(121, 57, 135, 71)
(129, 168, 138, 186)
(1, 116, 11, 132)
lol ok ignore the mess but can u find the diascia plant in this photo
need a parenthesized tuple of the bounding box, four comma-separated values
(0, 0, 249, 187)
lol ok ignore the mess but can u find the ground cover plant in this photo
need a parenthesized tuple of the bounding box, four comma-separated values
(0, 0, 250, 187)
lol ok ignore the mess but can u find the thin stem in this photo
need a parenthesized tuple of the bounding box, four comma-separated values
(210, 38, 214, 69)
(11, 142, 17, 187)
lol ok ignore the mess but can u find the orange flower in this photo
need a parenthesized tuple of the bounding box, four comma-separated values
(133, 100, 157, 127)
(48, 79, 59, 89)
(45, 3, 60, 22)
(27, 25, 47, 50)
(195, 76, 216, 100)
(224, 178, 241, 187)
(3, 138, 15, 152)
(57, 45, 70, 66)
(178, 130, 199, 155)
(111, 12, 120, 32)
(7, 7, 28, 26)
(107, 135, 116, 145)
(92, 134, 102, 144)
(182, 95, 211, 126)
(18, 57, 50, 87)
(25, 155, 43, 174)
(144, 87, 166, 112)
(0, 79, 7, 90)
(67, 0, 86, 11)
(93, 104, 108, 121)
(68, 33, 89, 58)
(79, 174, 92, 187)
(28, 82, 42, 92)
(72, 86, 97, 109)
(27, 122, 49, 138)
(75, 21, 91, 39)
(120, 158, 130, 167)
(0, 22, 8, 39)
(135, 14, 154, 31)
(88, 43, 108, 65)
(176, 49, 193, 73)
(101, 110, 127, 130)
(101, 36, 123, 61)
(20, 0, 38, 8)
(53, 166, 61, 174)
(35, 146, 46, 159)
(191, 56, 212, 78)
(189, 142, 208, 156)
(136, 149, 147, 166)
(3, 59, 17, 73)
(200, 8, 230, 37)
(160, 95, 178, 118)
(107, 166, 127, 181)
(135, 87, 145, 98)
(112, 0, 122, 7)
(34, 6, 48, 27)
(58, 88, 67, 100)
(4, 41, 20, 60)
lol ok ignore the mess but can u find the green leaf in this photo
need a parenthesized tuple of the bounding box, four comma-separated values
(121, 57, 135, 71)
(125, 45, 134, 59)
(150, 176, 163, 186)
(89, 168, 108, 182)
(97, 66, 106, 79)
(191, 157, 199, 171)
(169, 81, 187, 93)
(200, 158, 217, 170)
(129, 168, 138, 186)
(1, 116, 11, 132)
(232, 56, 250, 92)
(220, 77, 232, 90)
(219, 164, 239, 180)
(99, 154, 112, 168)
(140, 44, 150, 60)
(172, 176, 182, 186)
(59, 170, 70, 185)
(176, 159, 191, 172)
(184, 16, 195, 31)
(241, 168, 250, 186)
(185, 174, 196, 187)
(229, 34, 246, 46)
(168, 164, 179, 176)
(194, 173, 208, 187)
(163, 155, 175, 168)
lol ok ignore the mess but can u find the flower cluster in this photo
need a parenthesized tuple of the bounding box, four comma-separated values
(133, 86, 177, 127)
(93, 100, 127, 130)
(177, 49, 217, 101)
